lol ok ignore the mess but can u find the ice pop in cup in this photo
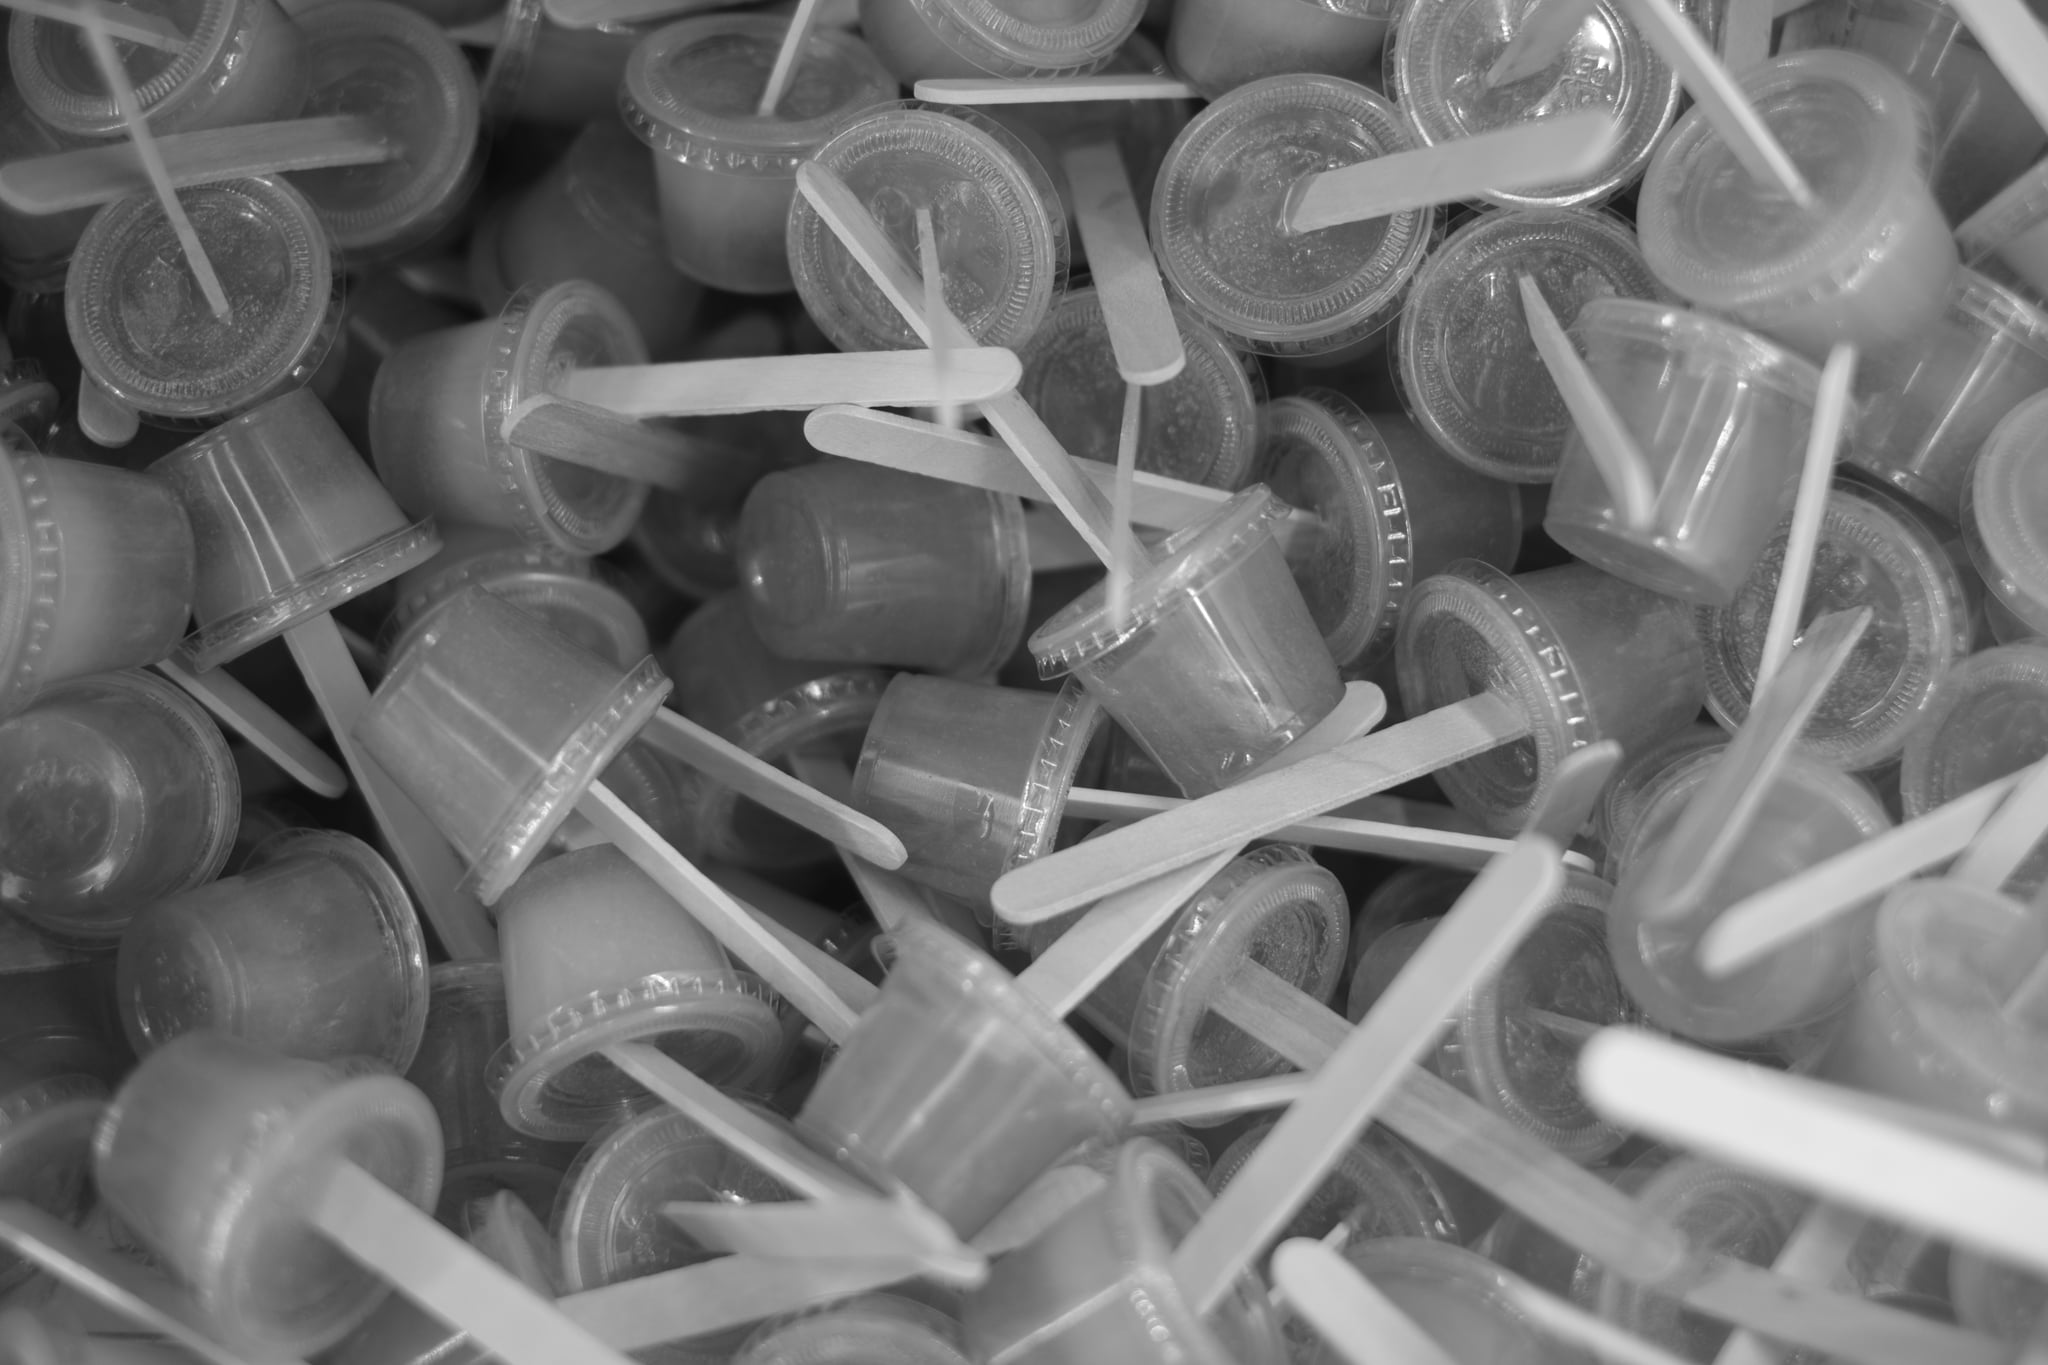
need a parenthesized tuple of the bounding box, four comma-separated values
(1900, 643, 2048, 895)
(1962, 390, 2048, 642)
(858, 0, 1140, 82)
(736, 1294, 971, 1365)
(1165, 0, 1390, 99)
(1959, 161, 2048, 305)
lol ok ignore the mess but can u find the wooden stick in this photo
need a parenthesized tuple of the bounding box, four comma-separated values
(153, 655, 348, 799)
(1712, 1204, 1869, 1365)
(1718, 0, 1777, 69)
(756, 0, 823, 116)
(1484, 0, 1601, 88)
(499, 396, 700, 492)
(1954, 752, 2048, 893)
(730, 891, 880, 1017)
(1015, 852, 1239, 1018)
(549, 349, 1019, 418)
(1062, 141, 1185, 386)
(1025, 506, 1103, 572)
(913, 74, 1199, 104)
(1, 0, 182, 51)
(661, 1197, 984, 1286)
(1518, 273, 1656, 531)
(1943, 0, 2048, 135)
(1107, 383, 1142, 628)
(913, 205, 959, 430)
(1503, 1271, 1704, 1365)
(1272, 1239, 1460, 1365)
(0, 117, 392, 215)
(554, 1254, 926, 1351)
(784, 749, 961, 938)
(1756, 345, 1857, 693)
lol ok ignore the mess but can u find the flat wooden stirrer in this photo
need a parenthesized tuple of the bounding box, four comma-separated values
(1284, 111, 1623, 235)
(1502, 1269, 1699, 1365)
(1272, 1239, 1459, 1365)
(543, 0, 748, 27)
(1756, 344, 1857, 693)
(1713, 1204, 1870, 1365)
(1484, 0, 1602, 88)
(1943, 0, 2048, 134)
(1518, 273, 1657, 531)
(548, 349, 1020, 418)
(728, 888, 881, 1017)
(500, 396, 702, 492)
(785, 748, 968, 938)
(1061, 141, 1185, 386)
(1719, 0, 1776, 69)
(1025, 506, 1103, 572)
(913, 75, 1200, 104)
(757, 0, 823, 117)
(1, 0, 183, 51)
(555, 1254, 926, 1351)
(913, 205, 961, 430)
(661, 1197, 985, 1286)
(152, 656, 348, 799)
(1107, 382, 1143, 628)
(1953, 751, 2048, 892)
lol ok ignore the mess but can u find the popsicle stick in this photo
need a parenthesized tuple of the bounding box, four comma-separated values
(732, 891, 881, 1017)
(1954, 752, 2048, 892)
(312, 1162, 641, 1365)
(1, 0, 184, 51)
(577, 781, 863, 1042)
(637, 708, 906, 869)
(1132, 1073, 1308, 1125)
(466, 1190, 560, 1295)
(1518, 273, 1656, 531)
(1018, 851, 1242, 1018)
(1943, 0, 2048, 134)
(1273, 1239, 1460, 1365)
(0, 116, 392, 215)
(913, 205, 962, 430)
(284, 614, 497, 961)
(1503, 1271, 1700, 1365)
(1756, 344, 1857, 693)
(1106, 384, 1142, 627)
(1632, 605, 1870, 922)
(1062, 141, 1185, 386)
(77, 373, 139, 448)
(1719, 0, 1776, 70)
(913, 75, 1200, 103)
(1613, 0, 1815, 205)
(78, 7, 229, 321)
(1712, 1204, 1869, 1365)
(548, 349, 1020, 419)
(543, 0, 746, 26)
(1284, 111, 1624, 235)
(498, 396, 700, 491)
(783, 748, 960, 938)
(661, 1197, 985, 1286)
(152, 656, 347, 799)
(990, 690, 1530, 924)
(756, 0, 822, 116)
(1484, 0, 1601, 89)
(555, 1254, 926, 1352)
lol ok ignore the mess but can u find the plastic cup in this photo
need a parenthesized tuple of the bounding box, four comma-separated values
(1396, 559, 1707, 834)
(7, 0, 307, 138)
(469, 120, 705, 358)
(65, 176, 342, 434)
(622, 14, 896, 297)
(1258, 391, 1523, 675)
(1030, 485, 1344, 796)
(797, 916, 1131, 1237)
(859, 0, 1141, 82)
(787, 102, 1070, 353)
(1350, 865, 1475, 966)
(1900, 643, 2048, 896)
(736, 1295, 971, 1365)
(150, 389, 438, 671)
(0, 1059, 105, 1297)
(0, 80, 94, 294)
(285, 2, 482, 264)
(1591, 723, 1730, 875)
(1963, 390, 2048, 642)
(1016, 286, 1261, 490)
(1150, 74, 1433, 358)
(961, 1138, 1285, 1365)
(1209, 1119, 1459, 1248)
(1543, 299, 1828, 605)
(1698, 475, 1977, 773)
(93, 1033, 441, 1358)
(737, 462, 1029, 679)
(0, 669, 238, 947)
(1959, 161, 2048, 306)
(1335, 1238, 1587, 1365)
(1165, 0, 1388, 100)
(628, 413, 815, 601)
(369, 282, 652, 556)
(492, 845, 785, 1141)
(0, 439, 195, 718)
(1951, 1247, 2048, 1343)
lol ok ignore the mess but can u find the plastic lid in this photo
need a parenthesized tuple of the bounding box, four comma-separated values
(1700, 477, 1975, 772)
(622, 13, 896, 173)
(1210, 1119, 1458, 1244)
(1387, 0, 1677, 209)
(1006, 679, 1105, 874)
(389, 556, 649, 674)
(787, 102, 1069, 354)
(1017, 286, 1260, 490)
(1958, 158, 2048, 265)
(1901, 643, 2048, 816)
(0, 443, 63, 719)
(0, 1072, 103, 1281)
(1345, 1239, 1570, 1364)
(735, 1295, 972, 1365)
(1151, 74, 1432, 357)
(477, 0, 543, 130)
(8, 0, 245, 138)
(0, 364, 58, 438)
(1637, 50, 1931, 315)
(1963, 391, 2048, 637)
(65, 176, 339, 423)
(898, 0, 1142, 79)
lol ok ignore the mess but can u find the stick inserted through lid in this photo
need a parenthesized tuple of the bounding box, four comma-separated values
(153, 655, 349, 800)
(756, 0, 823, 116)
(547, 349, 1019, 418)
(1062, 140, 1185, 386)
(913, 75, 1199, 103)
(1, 0, 183, 50)
(1272, 1239, 1459, 1365)
(1756, 344, 1858, 694)
(0, 117, 393, 215)
(1483, 0, 1601, 89)
(1519, 272, 1657, 531)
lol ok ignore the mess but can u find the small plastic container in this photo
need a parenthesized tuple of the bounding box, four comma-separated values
(1637, 50, 1958, 362)
(358, 587, 671, 903)
(150, 389, 438, 671)
(1543, 299, 1828, 605)
(788, 102, 1069, 353)
(1016, 286, 1261, 490)
(1386, 0, 1678, 209)
(1848, 269, 2048, 522)
(492, 846, 785, 1141)
(1151, 74, 1433, 358)
(1030, 485, 1343, 796)
(1166, 0, 1389, 100)
(622, 15, 896, 296)
(852, 675, 1105, 912)
(1951, 1248, 2048, 1344)
(0, 670, 238, 947)
(628, 413, 815, 601)
(0, 1060, 106, 1297)
(798, 917, 1132, 1237)
(1592, 723, 1730, 876)
(1339, 1238, 1591, 1365)
(1209, 1119, 1459, 1246)
(962, 1138, 1285, 1365)
(0, 80, 95, 293)
(0, 440, 195, 718)
(285, 2, 482, 264)
(65, 177, 342, 436)
(1396, 559, 1707, 834)
(1257, 392, 1523, 674)
(1698, 476, 1977, 773)
(860, 0, 1140, 81)
(1900, 643, 2048, 895)
(1958, 161, 2048, 306)
(1962, 391, 2048, 641)
(736, 1296, 973, 1365)
(369, 282, 651, 556)
(737, 462, 1030, 678)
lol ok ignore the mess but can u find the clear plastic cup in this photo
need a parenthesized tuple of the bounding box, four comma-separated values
(1698, 475, 1977, 773)
(787, 102, 1070, 353)
(1386, 0, 1678, 209)
(1396, 559, 1707, 834)
(1636, 51, 1957, 362)
(1543, 299, 1828, 605)
(1592, 723, 1730, 876)
(737, 1295, 972, 1365)
(116, 829, 427, 1071)
(1608, 743, 1890, 1045)
(65, 177, 342, 433)
(1017, 286, 1261, 490)
(0, 670, 238, 947)
(358, 587, 672, 903)
(737, 463, 1029, 679)
(1030, 485, 1344, 796)
(961, 1138, 1285, 1365)
(482, 3, 636, 131)
(1962, 390, 2048, 640)
(1150, 74, 1433, 358)
(0, 964, 120, 1085)
(8, 0, 307, 138)
(285, 2, 482, 264)
(0, 439, 195, 718)
(368, 282, 652, 556)
(853, 675, 1105, 911)
(0, 1061, 105, 1297)
(1951, 1248, 2048, 1344)
(492, 845, 785, 1141)
(1166, 0, 1389, 100)
(859, 0, 1141, 81)
(93, 1033, 441, 1358)
(1257, 392, 1523, 674)
(1209, 1119, 1459, 1246)
(798, 916, 1132, 1237)
(150, 389, 438, 671)
(622, 14, 896, 296)
(1958, 160, 2048, 306)
(1900, 643, 2048, 896)
(628, 413, 815, 600)
(1340, 1238, 1591, 1365)
(0, 80, 94, 293)
(1848, 269, 2048, 522)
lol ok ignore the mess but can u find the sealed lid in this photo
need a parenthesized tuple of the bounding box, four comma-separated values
(1008, 680, 1105, 873)
(0, 442, 63, 719)
(1900, 643, 2048, 819)
(9, 0, 249, 137)
(899, 0, 1141, 79)
(1964, 391, 2048, 637)
(1575, 296, 1826, 405)
(1958, 158, 2048, 266)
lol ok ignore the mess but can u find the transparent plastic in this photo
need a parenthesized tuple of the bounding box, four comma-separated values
(1901, 643, 2048, 896)
(628, 411, 815, 600)
(1166, 0, 1390, 100)
(0, 1065, 105, 1297)
(857, 0, 1141, 82)
(1951, 1247, 2048, 1343)
(1209, 1119, 1458, 1246)
(736, 1295, 972, 1365)
(0, 964, 121, 1085)
(1963, 390, 2048, 638)
(1958, 160, 2048, 305)
(1592, 723, 1728, 875)
(0, 79, 95, 293)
